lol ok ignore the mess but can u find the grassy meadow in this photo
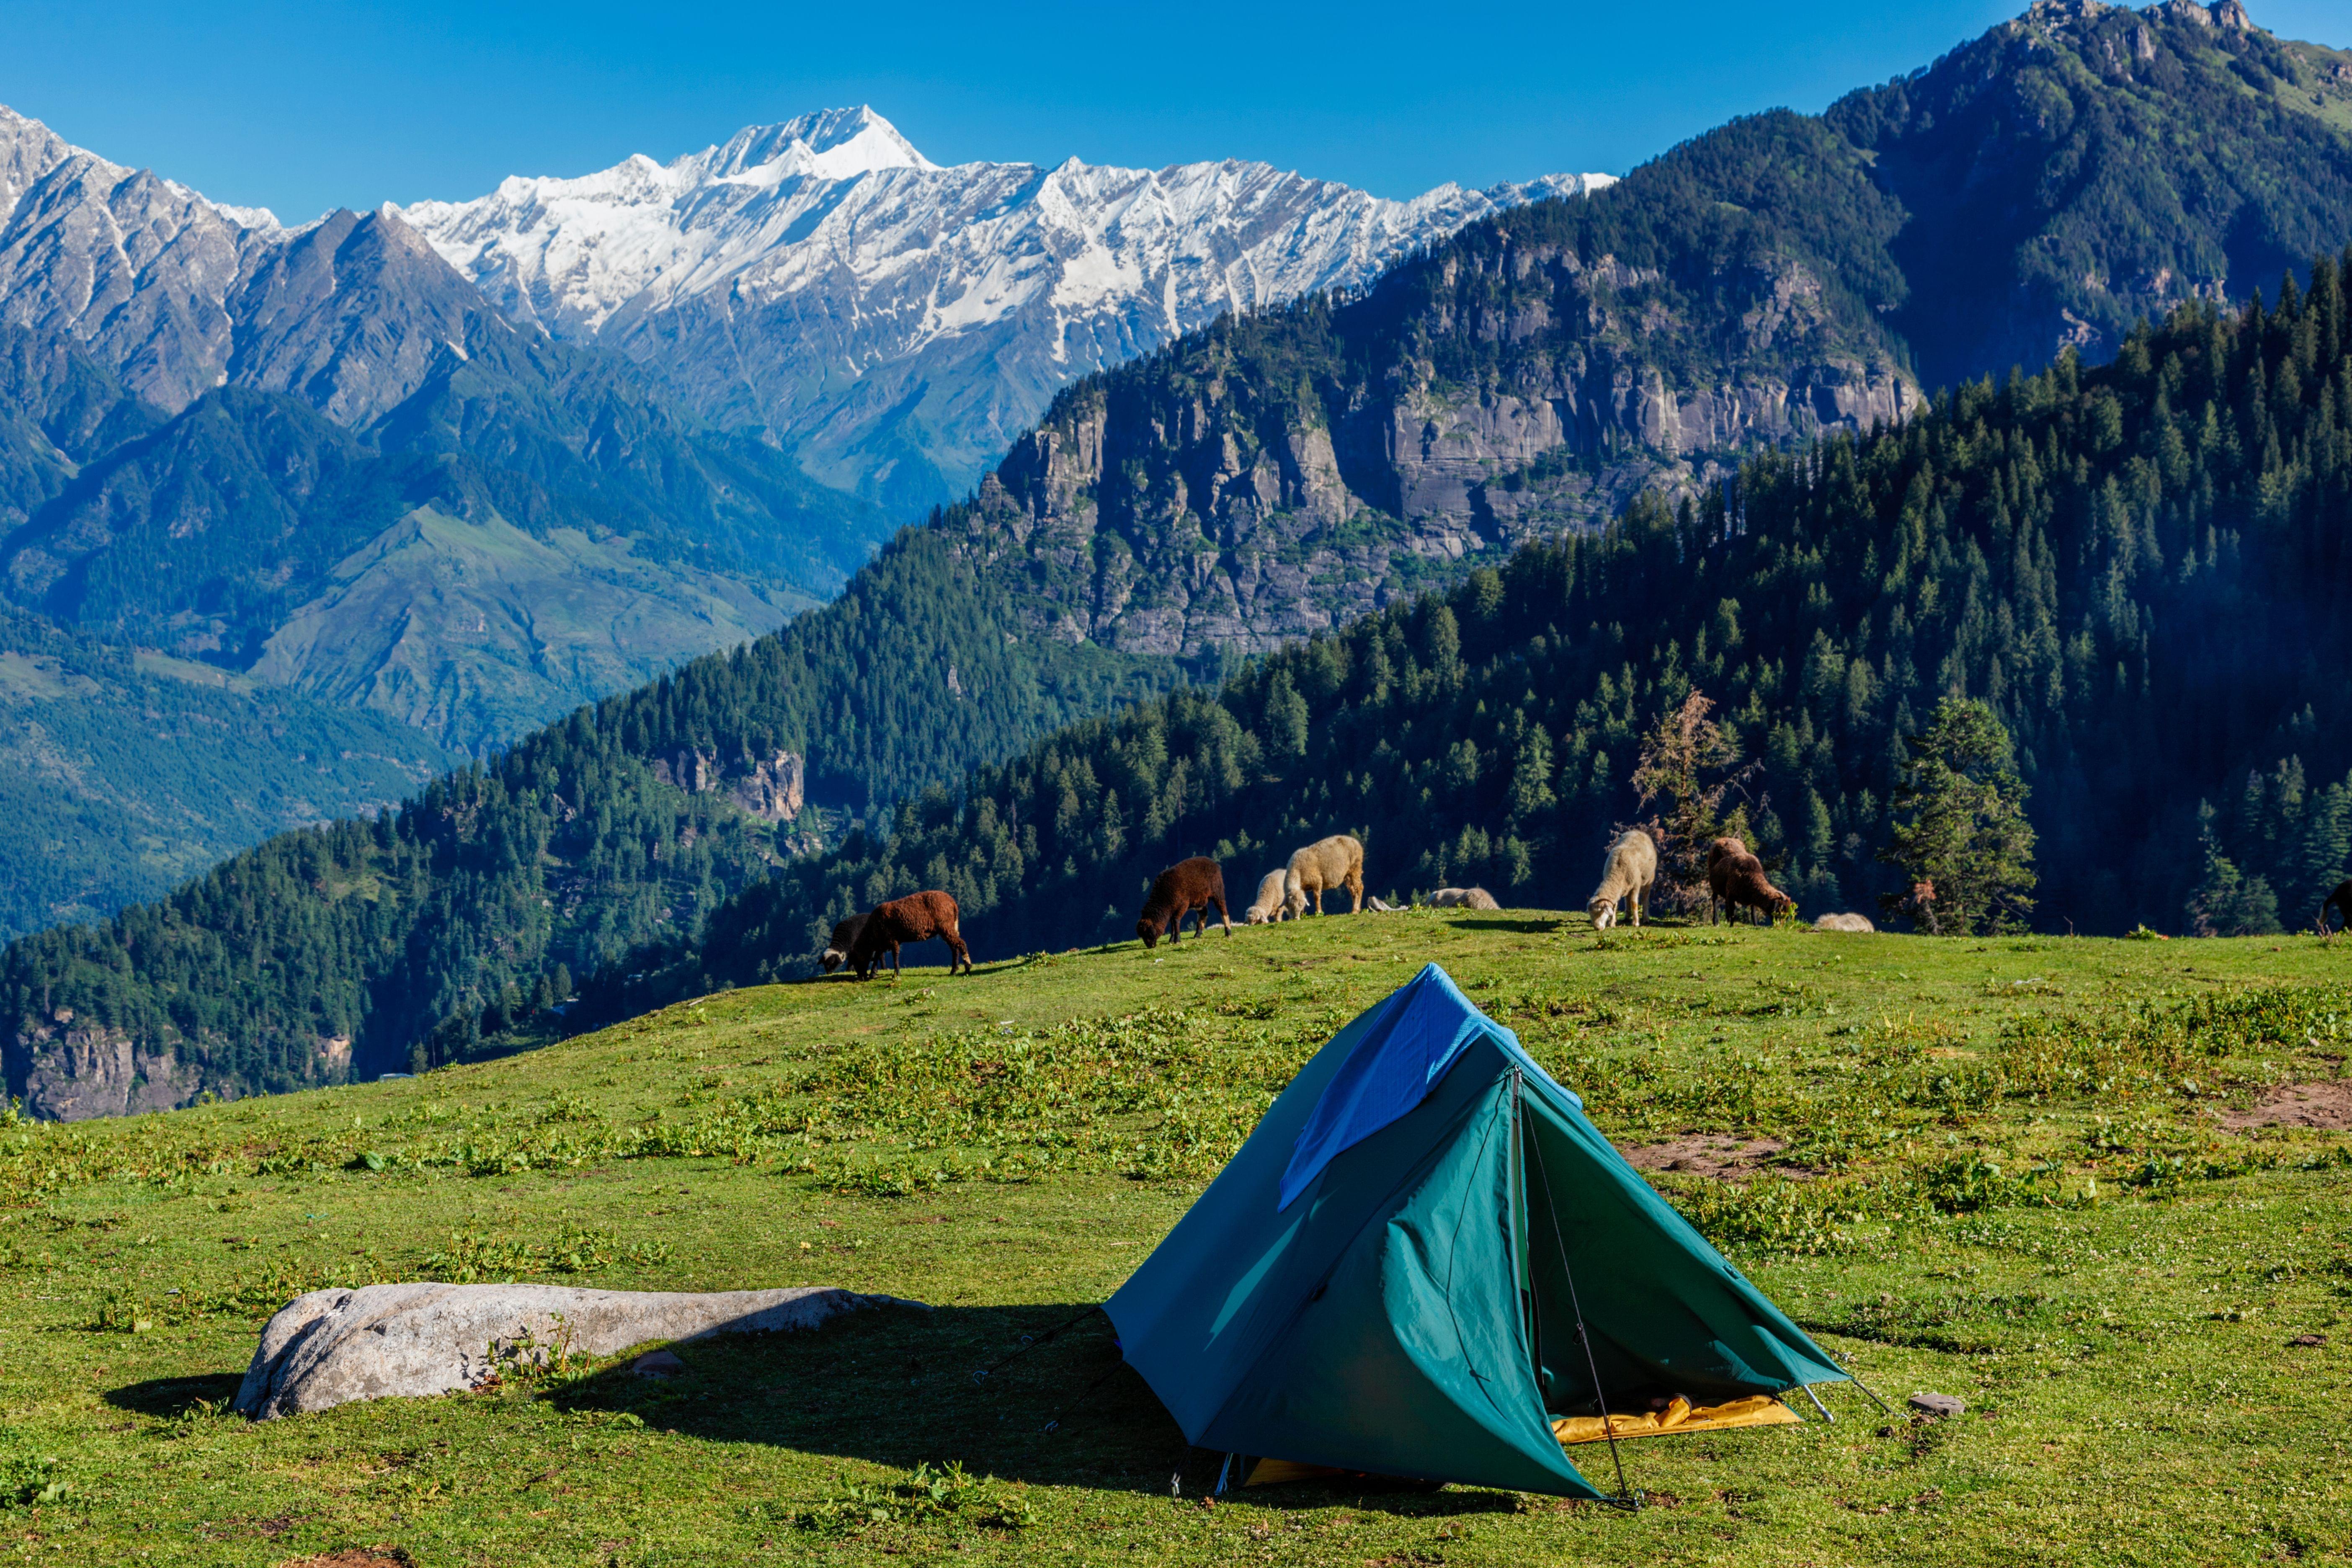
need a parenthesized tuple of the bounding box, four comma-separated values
(1, 908, 2348, 1565)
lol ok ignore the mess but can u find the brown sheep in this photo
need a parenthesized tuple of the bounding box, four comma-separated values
(1705, 836, 1748, 877)
(1282, 834, 1366, 917)
(819, 911, 871, 975)
(1136, 857, 1233, 948)
(849, 890, 972, 979)
(1708, 848, 1795, 925)
(2320, 879, 2352, 935)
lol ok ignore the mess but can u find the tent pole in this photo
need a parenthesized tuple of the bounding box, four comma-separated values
(1844, 1373, 1898, 1416)
(1799, 1383, 1835, 1424)
(1518, 1072, 1638, 1511)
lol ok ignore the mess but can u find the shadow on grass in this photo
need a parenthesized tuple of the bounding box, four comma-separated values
(542, 1300, 1522, 1516)
(105, 1371, 243, 1418)
(1446, 917, 1568, 936)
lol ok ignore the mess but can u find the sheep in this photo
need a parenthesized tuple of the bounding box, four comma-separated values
(2320, 879, 2352, 936)
(1708, 848, 1795, 925)
(1813, 912, 1876, 933)
(1587, 828, 1658, 930)
(1243, 870, 1291, 925)
(848, 890, 972, 980)
(1429, 887, 1501, 911)
(1705, 836, 1748, 877)
(1282, 834, 1366, 917)
(1136, 857, 1233, 948)
(819, 911, 871, 975)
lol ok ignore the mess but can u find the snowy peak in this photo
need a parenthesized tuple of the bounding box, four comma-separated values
(704, 106, 936, 180)
(394, 110, 1615, 508)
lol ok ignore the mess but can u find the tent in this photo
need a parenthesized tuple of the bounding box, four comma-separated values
(1104, 963, 1849, 1498)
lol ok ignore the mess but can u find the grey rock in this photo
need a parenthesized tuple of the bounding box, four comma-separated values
(1429, 888, 1502, 911)
(235, 1282, 921, 1419)
(1908, 1392, 1966, 1419)
(630, 1349, 688, 1377)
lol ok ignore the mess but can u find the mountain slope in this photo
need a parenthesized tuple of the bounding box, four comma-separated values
(627, 249, 2352, 1005)
(0, 606, 452, 946)
(1828, 0, 2352, 386)
(397, 108, 1614, 514)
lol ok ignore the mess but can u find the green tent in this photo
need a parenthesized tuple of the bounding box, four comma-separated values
(1105, 963, 1847, 1498)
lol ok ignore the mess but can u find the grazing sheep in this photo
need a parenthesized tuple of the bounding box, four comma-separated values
(1137, 857, 1233, 948)
(1587, 828, 1659, 930)
(1243, 870, 1291, 925)
(1813, 912, 1875, 933)
(849, 890, 973, 980)
(1282, 834, 1367, 917)
(2320, 879, 2352, 935)
(1708, 849, 1795, 925)
(819, 911, 871, 975)
(1705, 836, 1748, 877)
(1429, 887, 1502, 911)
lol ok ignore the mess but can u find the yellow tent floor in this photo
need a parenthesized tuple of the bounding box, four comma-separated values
(1553, 1393, 1800, 1445)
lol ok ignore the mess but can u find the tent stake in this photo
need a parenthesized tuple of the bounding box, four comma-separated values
(1518, 1072, 1638, 1510)
(1215, 1453, 1235, 1497)
(1799, 1383, 1835, 1424)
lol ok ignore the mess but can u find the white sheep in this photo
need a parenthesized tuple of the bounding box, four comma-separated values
(1283, 834, 1366, 917)
(1243, 870, 1291, 925)
(1813, 912, 1875, 933)
(1428, 887, 1501, 910)
(1587, 829, 1658, 930)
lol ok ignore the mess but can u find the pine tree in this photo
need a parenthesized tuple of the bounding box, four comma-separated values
(1879, 698, 2037, 934)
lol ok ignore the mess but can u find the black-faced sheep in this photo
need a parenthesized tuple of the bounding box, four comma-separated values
(849, 890, 973, 979)
(1283, 834, 1366, 917)
(820, 911, 871, 975)
(1137, 857, 1233, 948)
(1708, 849, 1795, 925)
(1587, 828, 1658, 930)
(1243, 870, 1291, 925)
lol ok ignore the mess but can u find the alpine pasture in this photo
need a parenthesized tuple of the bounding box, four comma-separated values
(2, 910, 2347, 1565)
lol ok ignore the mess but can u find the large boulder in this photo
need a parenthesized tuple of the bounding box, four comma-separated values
(235, 1282, 918, 1419)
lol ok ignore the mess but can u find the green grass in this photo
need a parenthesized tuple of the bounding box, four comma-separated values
(3, 911, 2349, 1565)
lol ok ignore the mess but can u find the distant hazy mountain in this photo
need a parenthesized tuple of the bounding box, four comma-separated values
(397, 109, 1615, 513)
(0, 113, 894, 754)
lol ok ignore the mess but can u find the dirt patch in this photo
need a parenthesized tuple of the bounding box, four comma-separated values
(2223, 1081, 2352, 1132)
(274, 1552, 412, 1568)
(1618, 1135, 1806, 1181)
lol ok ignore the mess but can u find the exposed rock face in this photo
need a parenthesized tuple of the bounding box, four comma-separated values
(956, 236, 1919, 659)
(653, 746, 805, 823)
(18, 1024, 207, 1119)
(235, 1282, 919, 1418)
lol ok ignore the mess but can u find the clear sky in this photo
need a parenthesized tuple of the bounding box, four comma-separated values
(10, 0, 2350, 222)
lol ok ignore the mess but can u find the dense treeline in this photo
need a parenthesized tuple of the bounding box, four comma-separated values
(611, 251, 2352, 1004)
(0, 529, 1184, 1096)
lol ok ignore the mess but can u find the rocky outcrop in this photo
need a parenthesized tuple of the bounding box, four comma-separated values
(18, 1022, 206, 1119)
(955, 234, 1920, 660)
(235, 1282, 921, 1418)
(653, 747, 805, 823)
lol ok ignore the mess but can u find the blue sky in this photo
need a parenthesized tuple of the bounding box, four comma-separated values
(12, 0, 2350, 221)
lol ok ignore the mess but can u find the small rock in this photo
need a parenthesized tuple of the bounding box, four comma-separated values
(2288, 1333, 2328, 1348)
(1908, 1392, 1965, 1419)
(631, 1349, 687, 1377)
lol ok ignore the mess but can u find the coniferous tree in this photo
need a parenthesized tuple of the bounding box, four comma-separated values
(1879, 699, 2037, 935)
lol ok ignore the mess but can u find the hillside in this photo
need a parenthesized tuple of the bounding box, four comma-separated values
(0, 608, 452, 944)
(617, 249, 2352, 1003)
(0, 525, 1183, 1114)
(2, 912, 2346, 1562)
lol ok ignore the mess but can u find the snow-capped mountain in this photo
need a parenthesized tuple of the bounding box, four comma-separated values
(398, 108, 1614, 511)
